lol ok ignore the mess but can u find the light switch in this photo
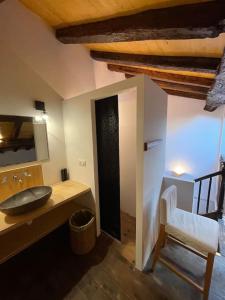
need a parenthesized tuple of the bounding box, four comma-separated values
(79, 160, 86, 167)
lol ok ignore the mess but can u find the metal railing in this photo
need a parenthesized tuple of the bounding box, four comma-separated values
(194, 161, 225, 219)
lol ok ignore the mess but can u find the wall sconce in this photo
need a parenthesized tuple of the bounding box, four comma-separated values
(34, 100, 48, 123)
(172, 165, 186, 177)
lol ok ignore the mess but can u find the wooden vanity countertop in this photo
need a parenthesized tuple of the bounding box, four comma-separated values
(0, 180, 90, 235)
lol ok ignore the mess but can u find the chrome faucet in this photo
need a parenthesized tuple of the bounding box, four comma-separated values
(23, 172, 32, 177)
(1, 176, 7, 184)
(13, 175, 23, 183)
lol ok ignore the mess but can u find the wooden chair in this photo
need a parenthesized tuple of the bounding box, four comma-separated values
(151, 185, 219, 300)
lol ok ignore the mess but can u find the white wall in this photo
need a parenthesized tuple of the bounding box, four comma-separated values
(0, 0, 96, 99)
(166, 95, 224, 178)
(63, 76, 146, 270)
(0, 0, 97, 183)
(119, 88, 137, 218)
(166, 96, 224, 208)
(0, 43, 67, 185)
(94, 61, 125, 89)
(142, 77, 167, 267)
(64, 75, 169, 270)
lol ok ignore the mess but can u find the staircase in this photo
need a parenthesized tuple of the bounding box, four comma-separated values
(194, 161, 225, 220)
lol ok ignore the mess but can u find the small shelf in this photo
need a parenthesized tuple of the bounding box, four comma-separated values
(144, 139, 162, 151)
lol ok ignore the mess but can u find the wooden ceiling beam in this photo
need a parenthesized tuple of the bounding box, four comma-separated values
(91, 51, 220, 74)
(124, 73, 208, 100)
(56, 2, 225, 44)
(110, 64, 214, 87)
(205, 49, 225, 111)
(152, 80, 208, 95)
(125, 74, 134, 79)
(165, 90, 207, 101)
(124, 73, 209, 94)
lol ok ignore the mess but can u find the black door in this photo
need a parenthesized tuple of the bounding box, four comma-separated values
(95, 95, 121, 240)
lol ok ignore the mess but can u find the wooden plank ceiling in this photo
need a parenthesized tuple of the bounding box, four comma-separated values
(19, 0, 225, 110)
(20, 0, 212, 27)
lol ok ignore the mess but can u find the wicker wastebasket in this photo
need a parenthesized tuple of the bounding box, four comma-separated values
(69, 209, 96, 255)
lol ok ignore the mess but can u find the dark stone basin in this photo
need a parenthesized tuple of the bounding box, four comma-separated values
(0, 186, 52, 216)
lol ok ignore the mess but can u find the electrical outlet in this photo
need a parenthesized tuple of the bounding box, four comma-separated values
(79, 160, 86, 167)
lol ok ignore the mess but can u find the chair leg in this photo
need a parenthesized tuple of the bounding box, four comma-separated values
(162, 233, 167, 248)
(203, 253, 215, 300)
(151, 224, 166, 272)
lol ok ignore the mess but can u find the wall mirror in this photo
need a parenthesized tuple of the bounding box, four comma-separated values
(0, 115, 49, 167)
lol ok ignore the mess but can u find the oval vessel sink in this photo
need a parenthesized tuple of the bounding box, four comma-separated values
(0, 186, 52, 216)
